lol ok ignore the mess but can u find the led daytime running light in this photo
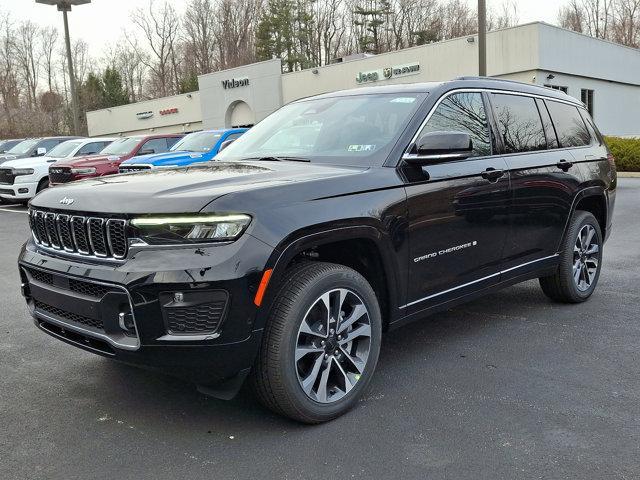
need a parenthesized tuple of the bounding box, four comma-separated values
(131, 214, 250, 227)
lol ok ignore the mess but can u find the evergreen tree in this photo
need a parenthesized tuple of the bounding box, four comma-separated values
(353, 0, 393, 54)
(179, 73, 199, 94)
(102, 67, 129, 107)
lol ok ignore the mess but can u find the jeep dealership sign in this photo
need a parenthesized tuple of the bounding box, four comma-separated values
(356, 62, 420, 84)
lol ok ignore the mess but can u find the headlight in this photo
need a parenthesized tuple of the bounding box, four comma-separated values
(70, 167, 96, 174)
(130, 214, 251, 244)
(12, 168, 34, 176)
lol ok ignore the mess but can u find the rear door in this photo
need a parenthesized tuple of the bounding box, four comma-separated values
(490, 93, 584, 272)
(402, 90, 511, 314)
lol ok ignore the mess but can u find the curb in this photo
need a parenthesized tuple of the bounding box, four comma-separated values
(618, 172, 640, 178)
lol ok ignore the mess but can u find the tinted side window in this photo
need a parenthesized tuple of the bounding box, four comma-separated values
(491, 94, 546, 153)
(579, 109, 602, 145)
(545, 101, 591, 147)
(166, 137, 181, 148)
(141, 138, 169, 154)
(421, 92, 491, 157)
(39, 139, 63, 152)
(77, 142, 105, 155)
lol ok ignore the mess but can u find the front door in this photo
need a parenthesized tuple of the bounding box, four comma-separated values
(401, 91, 511, 315)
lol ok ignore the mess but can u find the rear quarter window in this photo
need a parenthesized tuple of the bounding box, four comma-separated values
(545, 100, 592, 147)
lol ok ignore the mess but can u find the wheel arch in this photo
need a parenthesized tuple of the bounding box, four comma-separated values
(557, 186, 608, 252)
(254, 225, 402, 332)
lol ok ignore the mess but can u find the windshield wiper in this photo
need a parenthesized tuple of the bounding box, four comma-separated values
(243, 156, 310, 163)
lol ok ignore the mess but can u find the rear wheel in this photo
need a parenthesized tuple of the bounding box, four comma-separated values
(253, 262, 382, 423)
(539, 211, 603, 303)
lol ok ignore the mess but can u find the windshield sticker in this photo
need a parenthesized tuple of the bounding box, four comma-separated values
(348, 144, 376, 152)
(391, 97, 416, 103)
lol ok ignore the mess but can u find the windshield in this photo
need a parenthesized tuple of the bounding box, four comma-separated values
(7, 139, 38, 155)
(47, 140, 83, 158)
(170, 131, 222, 153)
(100, 137, 140, 156)
(216, 92, 426, 165)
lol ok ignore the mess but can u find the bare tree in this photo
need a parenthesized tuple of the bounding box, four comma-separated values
(14, 20, 40, 109)
(0, 13, 19, 135)
(40, 26, 59, 93)
(612, 0, 640, 46)
(183, 0, 217, 75)
(214, 0, 263, 70)
(130, 0, 182, 97)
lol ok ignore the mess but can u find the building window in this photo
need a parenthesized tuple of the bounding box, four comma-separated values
(544, 84, 568, 93)
(581, 89, 594, 117)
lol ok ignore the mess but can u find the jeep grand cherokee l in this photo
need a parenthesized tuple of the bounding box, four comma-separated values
(19, 78, 616, 423)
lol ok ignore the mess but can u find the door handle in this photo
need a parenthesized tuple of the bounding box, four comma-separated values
(556, 159, 574, 171)
(481, 167, 504, 182)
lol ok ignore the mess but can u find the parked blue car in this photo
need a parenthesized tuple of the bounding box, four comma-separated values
(118, 128, 248, 173)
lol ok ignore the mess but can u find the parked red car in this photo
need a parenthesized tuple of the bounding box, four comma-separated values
(49, 134, 183, 185)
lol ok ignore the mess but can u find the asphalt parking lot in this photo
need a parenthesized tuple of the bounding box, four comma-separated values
(1, 179, 639, 480)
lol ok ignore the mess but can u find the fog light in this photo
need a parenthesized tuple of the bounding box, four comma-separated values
(18, 188, 28, 194)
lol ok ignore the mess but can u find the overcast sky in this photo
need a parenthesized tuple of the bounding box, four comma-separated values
(0, 0, 563, 59)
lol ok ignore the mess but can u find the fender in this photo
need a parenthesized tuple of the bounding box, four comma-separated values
(252, 224, 404, 331)
(556, 185, 608, 252)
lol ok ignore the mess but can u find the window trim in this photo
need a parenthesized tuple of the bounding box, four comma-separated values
(401, 88, 586, 165)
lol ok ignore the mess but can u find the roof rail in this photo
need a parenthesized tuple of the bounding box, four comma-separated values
(454, 76, 531, 86)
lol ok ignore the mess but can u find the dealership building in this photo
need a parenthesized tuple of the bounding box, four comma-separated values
(87, 22, 640, 137)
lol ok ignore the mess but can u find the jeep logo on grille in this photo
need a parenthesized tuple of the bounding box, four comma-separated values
(59, 197, 74, 206)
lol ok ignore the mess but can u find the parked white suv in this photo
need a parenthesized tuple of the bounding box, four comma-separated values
(0, 137, 117, 204)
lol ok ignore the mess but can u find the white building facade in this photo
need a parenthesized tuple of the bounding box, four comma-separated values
(87, 22, 640, 137)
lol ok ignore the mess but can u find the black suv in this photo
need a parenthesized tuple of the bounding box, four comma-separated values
(19, 78, 616, 423)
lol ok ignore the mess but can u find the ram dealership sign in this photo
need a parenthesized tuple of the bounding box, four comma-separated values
(356, 62, 420, 84)
(222, 77, 250, 89)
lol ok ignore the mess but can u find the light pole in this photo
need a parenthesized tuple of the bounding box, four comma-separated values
(35, 0, 90, 135)
(478, 0, 487, 76)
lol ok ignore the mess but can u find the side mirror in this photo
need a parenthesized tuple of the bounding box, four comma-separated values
(36, 147, 47, 156)
(137, 149, 154, 156)
(405, 131, 473, 165)
(218, 138, 236, 152)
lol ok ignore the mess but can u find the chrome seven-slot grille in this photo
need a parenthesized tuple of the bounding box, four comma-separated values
(29, 209, 128, 259)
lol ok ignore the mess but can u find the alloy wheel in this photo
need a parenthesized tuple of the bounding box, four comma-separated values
(573, 224, 600, 292)
(295, 288, 371, 404)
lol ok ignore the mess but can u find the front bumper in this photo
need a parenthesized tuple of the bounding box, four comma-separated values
(19, 234, 273, 387)
(0, 180, 38, 200)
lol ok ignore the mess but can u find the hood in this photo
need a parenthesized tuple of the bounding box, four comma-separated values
(121, 150, 207, 167)
(54, 153, 126, 168)
(0, 153, 26, 164)
(1, 155, 58, 169)
(31, 161, 367, 214)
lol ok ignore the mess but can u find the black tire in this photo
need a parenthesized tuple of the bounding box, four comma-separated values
(253, 261, 382, 423)
(36, 177, 49, 193)
(539, 210, 603, 303)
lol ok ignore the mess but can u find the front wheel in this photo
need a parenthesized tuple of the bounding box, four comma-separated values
(539, 211, 603, 303)
(253, 262, 382, 423)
